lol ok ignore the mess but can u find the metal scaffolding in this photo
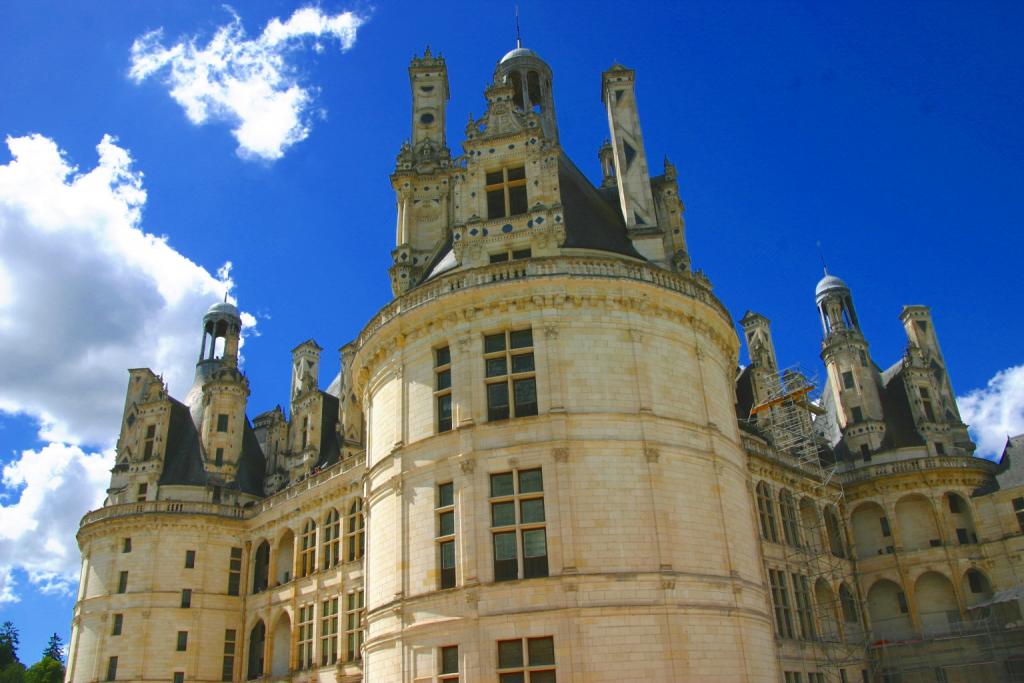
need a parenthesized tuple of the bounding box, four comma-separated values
(747, 365, 872, 682)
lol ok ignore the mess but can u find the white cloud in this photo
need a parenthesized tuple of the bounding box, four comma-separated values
(0, 133, 250, 447)
(129, 6, 365, 161)
(0, 133, 258, 602)
(958, 364, 1024, 459)
(0, 443, 113, 599)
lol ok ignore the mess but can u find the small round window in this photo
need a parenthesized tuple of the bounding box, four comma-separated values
(420, 112, 435, 124)
(420, 85, 435, 93)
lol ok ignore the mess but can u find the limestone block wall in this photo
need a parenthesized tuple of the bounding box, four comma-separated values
(354, 259, 780, 682)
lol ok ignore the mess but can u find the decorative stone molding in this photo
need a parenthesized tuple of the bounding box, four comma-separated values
(544, 323, 559, 340)
(552, 447, 569, 463)
(645, 447, 660, 463)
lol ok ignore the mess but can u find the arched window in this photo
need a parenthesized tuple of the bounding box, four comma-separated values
(247, 621, 266, 680)
(779, 489, 799, 547)
(322, 509, 341, 570)
(299, 519, 316, 577)
(252, 540, 270, 593)
(851, 502, 890, 558)
(823, 506, 846, 558)
(755, 482, 778, 543)
(346, 499, 365, 562)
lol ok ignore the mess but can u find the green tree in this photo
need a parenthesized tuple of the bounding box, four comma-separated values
(0, 622, 20, 669)
(39, 636, 62, 667)
(24, 657, 62, 683)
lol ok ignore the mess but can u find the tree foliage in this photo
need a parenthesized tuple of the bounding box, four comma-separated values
(24, 657, 62, 683)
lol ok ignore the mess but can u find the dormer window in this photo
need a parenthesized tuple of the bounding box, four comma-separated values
(486, 167, 527, 219)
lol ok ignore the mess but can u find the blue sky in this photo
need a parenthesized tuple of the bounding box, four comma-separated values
(1, 0, 1022, 662)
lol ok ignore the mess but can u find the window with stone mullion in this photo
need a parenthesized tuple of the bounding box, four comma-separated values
(435, 346, 452, 433)
(490, 468, 547, 582)
(437, 482, 456, 589)
(296, 603, 314, 670)
(484, 329, 537, 422)
(485, 166, 528, 220)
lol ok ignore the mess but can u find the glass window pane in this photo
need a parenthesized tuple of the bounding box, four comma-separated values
(491, 472, 514, 497)
(486, 357, 508, 377)
(507, 166, 526, 181)
(493, 532, 517, 561)
(509, 185, 528, 215)
(518, 468, 543, 493)
(435, 346, 450, 367)
(487, 189, 506, 219)
(440, 541, 455, 569)
(441, 646, 459, 674)
(486, 171, 504, 185)
(490, 253, 510, 264)
(500, 674, 525, 683)
(439, 511, 455, 536)
(522, 529, 547, 558)
(509, 329, 533, 349)
(512, 249, 532, 260)
(527, 637, 555, 666)
(436, 368, 451, 390)
(511, 353, 534, 373)
(530, 671, 556, 683)
(514, 378, 538, 417)
(492, 501, 516, 527)
(438, 482, 453, 508)
(437, 395, 452, 432)
(498, 640, 524, 669)
(520, 498, 545, 524)
(488, 383, 510, 421)
(484, 333, 507, 353)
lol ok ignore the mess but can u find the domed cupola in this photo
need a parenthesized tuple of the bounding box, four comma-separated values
(494, 43, 558, 142)
(815, 271, 861, 337)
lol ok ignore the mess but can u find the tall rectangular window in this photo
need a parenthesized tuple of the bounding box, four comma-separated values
(437, 482, 456, 589)
(1013, 497, 1024, 533)
(791, 573, 815, 640)
(176, 631, 188, 652)
(184, 550, 196, 568)
(299, 521, 316, 578)
(439, 645, 459, 682)
(321, 597, 339, 666)
(143, 425, 156, 460)
(345, 590, 365, 662)
(105, 656, 118, 681)
(485, 166, 528, 219)
(117, 571, 128, 594)
(842, 371, 855, 390)
(180, 589, 192, 608)
(217, 414, 229, 432)
(227, 547, 242, 596)
(111, 614, 123, 636)
(322, 510, 341, 569)
(222, 629, 236, 682)
(880, 517, 891, 538)
(435, 346, 452, 433)
(136, 483, 148, 502)
(768, 569, 795, 639)
(346, 500, 365, 562)
(122, 538, 132, 553)
(297, 604, 314, 670)
(490, 468, 547, 582)
(484, 329, 537, 422)
(496, 637, 555, 682)
(173, 673, 184, 683)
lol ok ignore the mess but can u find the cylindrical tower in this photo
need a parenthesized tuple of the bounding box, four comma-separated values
(355, 256, 779, 681)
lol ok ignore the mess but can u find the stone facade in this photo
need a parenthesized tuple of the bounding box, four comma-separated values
(66, 45, 1024, 683)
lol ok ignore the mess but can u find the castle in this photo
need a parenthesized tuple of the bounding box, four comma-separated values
(65, 45, 1024, 683)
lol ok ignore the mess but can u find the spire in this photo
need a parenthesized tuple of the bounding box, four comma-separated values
(515, 5, 522, 48)
(816, 240, 829, 276)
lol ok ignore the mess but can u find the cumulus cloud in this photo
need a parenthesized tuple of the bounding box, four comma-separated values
(0, 443, 113, 600)
(129, 6, 365, 160)
(958, 364, 1024, 459)
(0, 132, 258, 600)
(0, 133, 247, 447)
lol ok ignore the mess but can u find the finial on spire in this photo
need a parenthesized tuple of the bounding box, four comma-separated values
(223, 291, 228, 303)
(515, 5, 522, 48)
(816, 241, 829, 276)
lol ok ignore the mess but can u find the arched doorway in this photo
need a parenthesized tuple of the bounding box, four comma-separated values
(867, 579, 912, 641)
(246, 620, 265, 680)
(271, 612, 291, 677)
(276, 529, 295, 585)
(915, 571, 959, 635)
(851, 502, 890, 558)
(894, 494, 939, 551)
(944, 492, 978, 545)
(252, 540, 270, 593)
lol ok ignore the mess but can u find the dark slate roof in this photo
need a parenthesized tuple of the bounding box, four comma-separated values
(557, 153, 644, 258)
(160, 396, 266, 497)
(316, 391, 341, 468)
(878, 365, 926, 450)
(990, 434, 1024, 492)
(159, 398, 207, 489)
